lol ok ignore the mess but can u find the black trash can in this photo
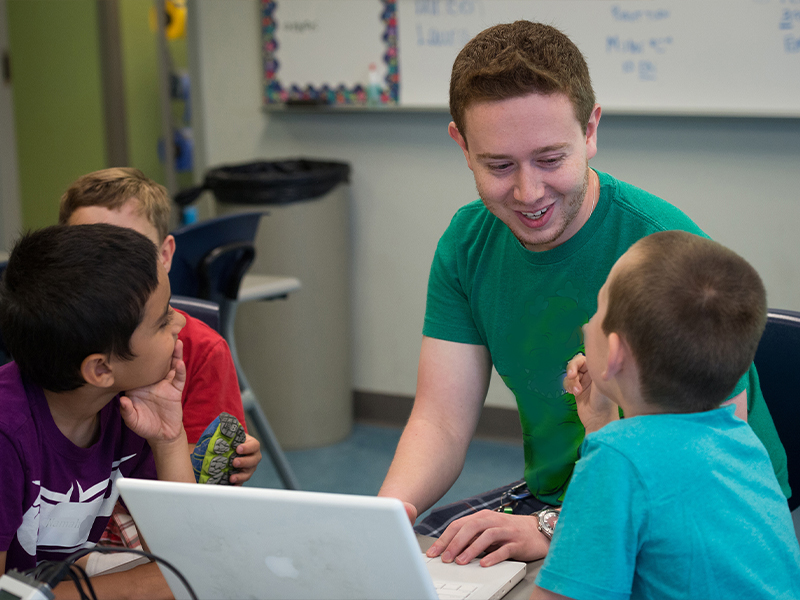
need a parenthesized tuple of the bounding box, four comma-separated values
(184, 159, 352, 449)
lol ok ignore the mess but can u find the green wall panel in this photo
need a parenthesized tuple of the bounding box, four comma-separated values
(8, 0, 106, 230)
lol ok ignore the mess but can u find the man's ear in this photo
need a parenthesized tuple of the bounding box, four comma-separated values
(159, 234, 176, 273)
(604, 331, 625, 380)
(585, 103, 602, 161)
(448, 122, 473, 170)
(80, 354, 115, 389)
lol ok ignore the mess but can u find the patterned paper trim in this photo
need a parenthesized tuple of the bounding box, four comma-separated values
(262, 0, 398, 106)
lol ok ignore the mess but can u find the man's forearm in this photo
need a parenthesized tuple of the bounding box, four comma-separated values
(378, 414, 471, 517)
(380, 337, 491, 517)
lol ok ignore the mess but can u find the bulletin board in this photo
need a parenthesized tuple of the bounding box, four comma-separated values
(262, 0, 399, 105)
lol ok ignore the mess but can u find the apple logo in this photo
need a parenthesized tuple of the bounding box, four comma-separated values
(264, 556, 300, 579)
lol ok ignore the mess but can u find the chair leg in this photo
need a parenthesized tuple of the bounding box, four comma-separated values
(221, 299, 301, 490)
(241, 388, 301, 490)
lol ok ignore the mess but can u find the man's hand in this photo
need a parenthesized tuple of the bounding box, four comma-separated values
(120, 340, 186, 444)
(426, 510, 550, 567)
(564, 353, 618, 434)
(230, 433, 262, 485)
(403, 501, 418, 525)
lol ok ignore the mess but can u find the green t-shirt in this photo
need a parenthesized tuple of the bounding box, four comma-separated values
(423, 170, 789, 504)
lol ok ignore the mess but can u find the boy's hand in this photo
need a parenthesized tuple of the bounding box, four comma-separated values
(120, 340, 187, 443)
(565, 353, 618, 434)
(230, 433, 262, 485)
(564, 353, 591, 398)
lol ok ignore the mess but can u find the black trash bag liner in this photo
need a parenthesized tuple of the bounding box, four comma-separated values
(174, 159, 350, 207)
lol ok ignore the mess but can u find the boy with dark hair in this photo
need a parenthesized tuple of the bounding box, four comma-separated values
(0, 224, 194, 595)
(59, 167, 261, 480)
(532, 230, 800, 600)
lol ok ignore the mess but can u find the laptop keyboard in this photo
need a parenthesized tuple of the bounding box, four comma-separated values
(431, 580, 481, 600)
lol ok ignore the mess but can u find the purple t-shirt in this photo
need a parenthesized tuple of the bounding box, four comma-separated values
(0, 362, 157, 572)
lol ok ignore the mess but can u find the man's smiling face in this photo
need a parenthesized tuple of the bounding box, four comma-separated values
(451, 92, 600, 252)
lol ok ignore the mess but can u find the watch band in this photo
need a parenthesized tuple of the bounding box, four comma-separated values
(534, 507, 559, 540)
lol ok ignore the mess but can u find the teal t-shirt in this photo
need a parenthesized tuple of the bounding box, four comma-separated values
(535, 407, 800, 600)
(423, 169, 789, 503)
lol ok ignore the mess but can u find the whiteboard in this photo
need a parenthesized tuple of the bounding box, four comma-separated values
(397, 0, 800, 116)
(263, 0, 800, 116)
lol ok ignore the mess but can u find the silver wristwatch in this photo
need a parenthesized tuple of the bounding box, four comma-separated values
(534, 507, 559, 540)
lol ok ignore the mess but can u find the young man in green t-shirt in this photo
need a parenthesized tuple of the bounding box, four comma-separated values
(377, 20, 789, 567)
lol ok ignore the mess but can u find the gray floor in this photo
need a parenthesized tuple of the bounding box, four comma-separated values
(246, 423, 524, 521)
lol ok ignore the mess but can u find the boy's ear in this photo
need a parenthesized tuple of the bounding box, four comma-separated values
(604, 332, 625, 380)
(80, 354, 115, 389)
(159, 234, 176, 273)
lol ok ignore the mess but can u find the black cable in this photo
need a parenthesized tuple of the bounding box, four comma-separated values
(70, 563, 97, 600)
(64, 567, 90, 600)
(62, 568, 81, 600)
(24, 547, 197, 600)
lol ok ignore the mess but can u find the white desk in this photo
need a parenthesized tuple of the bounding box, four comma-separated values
(238, 273, 301, 302)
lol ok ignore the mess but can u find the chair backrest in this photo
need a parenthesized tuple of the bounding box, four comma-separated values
(753, 309, 800, 511)
(170, 295, 221, 333)
(168, 211, 263, 306)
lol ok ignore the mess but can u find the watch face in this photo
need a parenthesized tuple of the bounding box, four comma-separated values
(541, 510, 559, 532)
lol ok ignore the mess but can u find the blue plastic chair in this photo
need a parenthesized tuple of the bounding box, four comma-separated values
(170, 295, 220, 332)
(169, 212, 300, 490)
(169, 213, 260, 306)
(754, 309, 800, 512)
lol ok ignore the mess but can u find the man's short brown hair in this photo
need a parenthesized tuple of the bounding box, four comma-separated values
(449, 20, 595, 142)
(603, 231, 767, 412)
(59, 168, 171, 242)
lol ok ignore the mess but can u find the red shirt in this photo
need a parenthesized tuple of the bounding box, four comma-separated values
(175, 309, 246, 444)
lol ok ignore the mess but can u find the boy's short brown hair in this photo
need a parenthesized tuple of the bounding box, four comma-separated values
(603, 231, 767, 412)
(449, 20, 595, 142)
(59, 168, 171, 242)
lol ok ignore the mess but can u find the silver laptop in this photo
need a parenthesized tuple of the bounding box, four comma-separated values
(117, 479, 525, 600)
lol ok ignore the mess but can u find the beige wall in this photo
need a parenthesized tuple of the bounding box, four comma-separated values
(188, 0, 800, 409)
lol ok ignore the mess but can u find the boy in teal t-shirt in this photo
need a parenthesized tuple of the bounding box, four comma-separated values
(532, 231, 799, 600)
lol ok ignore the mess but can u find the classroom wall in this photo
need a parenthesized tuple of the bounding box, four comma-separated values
(189, 0, 800, 410)
(1, 0, 188, 238)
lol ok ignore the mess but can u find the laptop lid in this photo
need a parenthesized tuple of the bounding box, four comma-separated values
(117, 479, 524, 600)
